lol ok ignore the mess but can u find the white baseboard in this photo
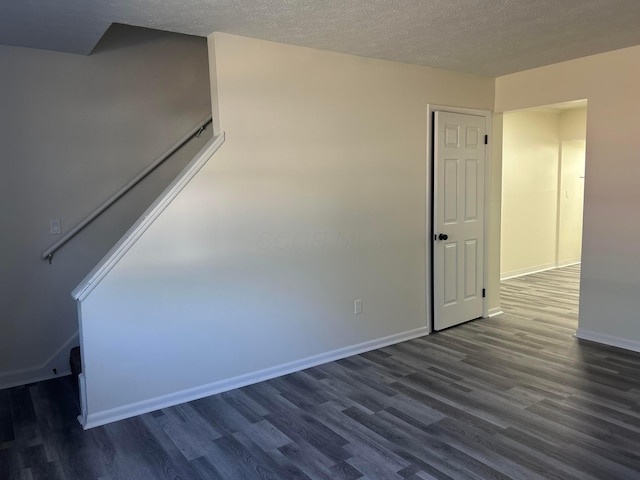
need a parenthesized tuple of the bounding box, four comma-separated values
(575, 329, 640, 354)
(0, 333, 78, 390)
(501, 261, 581, 281)
(487, 308, 504, 318)
(81, 326, 429, 429)
(501, 262, 557, 281)
(557, 259, 581, 268)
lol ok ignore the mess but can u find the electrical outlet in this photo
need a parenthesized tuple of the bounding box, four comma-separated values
(354, 298, 362, 315)
(50, 219, 61, 235)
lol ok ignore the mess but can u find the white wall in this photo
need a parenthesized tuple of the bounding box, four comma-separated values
(77, 32, 495, 425)
(500, 108, 586, 278)
(560, 108, 588, 142)
(501, 110, 561, 278)
(557, 108, 587, 266)
(487, 113, 504, 315)
(0, 25, 212, 389)
(496, 44, 640, 350)
(558, 140, 585, 264)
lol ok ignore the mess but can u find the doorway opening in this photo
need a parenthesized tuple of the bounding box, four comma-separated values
(500, 100, 587, 327)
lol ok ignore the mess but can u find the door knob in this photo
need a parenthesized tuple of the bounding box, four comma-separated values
(438, 233, 448, 241)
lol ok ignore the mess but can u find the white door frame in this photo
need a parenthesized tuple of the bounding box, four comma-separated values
(426, 105, 493, 332)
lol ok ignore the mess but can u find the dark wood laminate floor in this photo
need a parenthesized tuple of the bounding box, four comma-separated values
(2, 264, 640, 479)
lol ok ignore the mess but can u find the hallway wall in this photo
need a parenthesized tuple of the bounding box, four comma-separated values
(558, 140, 586, 265)
(501, 107, 586, 279)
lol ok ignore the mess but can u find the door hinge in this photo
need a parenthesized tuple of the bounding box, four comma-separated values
(484, 135, 488, 145)
(482, 288, 486, 298)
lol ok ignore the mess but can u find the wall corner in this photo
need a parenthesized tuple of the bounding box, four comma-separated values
(487, 112, 504, 313)
(207, 32, 222, 136)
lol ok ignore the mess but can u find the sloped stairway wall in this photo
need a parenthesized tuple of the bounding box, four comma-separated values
(0, 24, 212, 390)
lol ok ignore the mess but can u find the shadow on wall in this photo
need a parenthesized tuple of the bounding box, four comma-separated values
(0, 24, 213, 389)
(91, 23, 165, 54)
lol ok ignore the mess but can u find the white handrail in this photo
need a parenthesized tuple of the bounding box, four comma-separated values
(42, 116, 212, 262)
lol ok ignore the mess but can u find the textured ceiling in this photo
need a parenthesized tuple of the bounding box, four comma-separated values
(2, 1, 640, 76)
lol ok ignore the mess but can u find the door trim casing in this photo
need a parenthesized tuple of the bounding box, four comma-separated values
(426, 105, 493, 333)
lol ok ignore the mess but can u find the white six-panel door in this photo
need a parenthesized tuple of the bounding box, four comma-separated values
(434, 111, 485, 331)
